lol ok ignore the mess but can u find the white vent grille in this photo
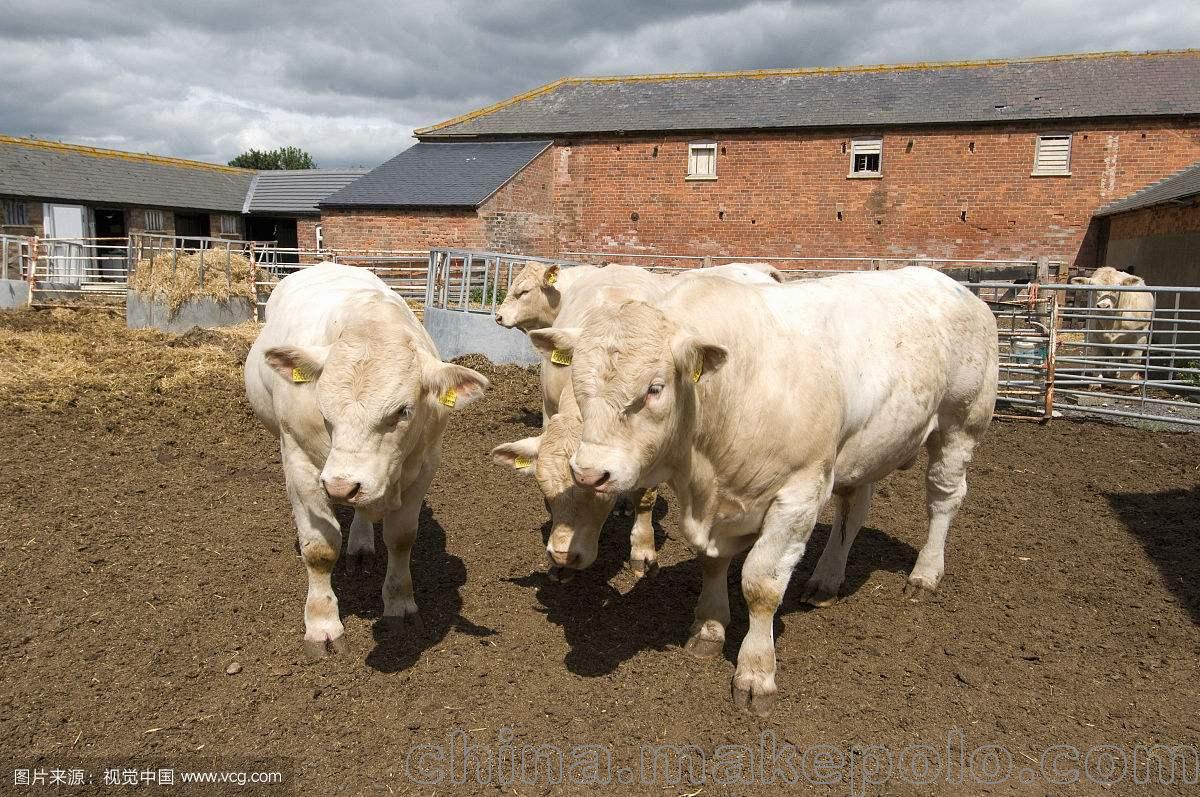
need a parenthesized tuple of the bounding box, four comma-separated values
(1033, 134, 1072, 175)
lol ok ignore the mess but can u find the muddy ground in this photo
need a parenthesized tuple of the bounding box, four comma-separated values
(1, 309, 1198, 796)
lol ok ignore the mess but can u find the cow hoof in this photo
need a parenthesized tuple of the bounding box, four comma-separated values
(800, 579, 840, 608)
(626, 556, 659, 579)
(345, 552, 375, 575)
(378, 613, 424, 637)
(731, 676, 778, 717)
(547, 566, 576, 584)
(903, 578, 938, 602)
(684, 634, 724, 659)
(303, 635, 348, 661)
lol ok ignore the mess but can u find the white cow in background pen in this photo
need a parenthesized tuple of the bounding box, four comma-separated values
(1069, 266, 1155, 383)
(244, 263, 488, 658)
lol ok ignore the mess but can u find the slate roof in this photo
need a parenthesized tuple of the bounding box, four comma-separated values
(320, 141, 552, 208)
(243, 169, 369, 214)
(1095, 160, 1200, 216)
(0, 135, 253, 212)
(416, 50, 1200, 139)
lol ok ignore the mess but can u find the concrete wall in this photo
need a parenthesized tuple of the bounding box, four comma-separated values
(423, 306, 540, 365)
(0, 278, 29, 309)
(127, 292, 254, 333)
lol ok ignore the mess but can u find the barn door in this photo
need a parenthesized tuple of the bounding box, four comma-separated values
(42, 203, 89, 283)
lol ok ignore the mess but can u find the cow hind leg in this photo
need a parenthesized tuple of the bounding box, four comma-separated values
(905, 428, 975, 600)
(684, 554, 731, 659)
(345, 511, 376, 574)
(379, 501, 422, 634)
(801, 483, 874, 607)
(626, 487, 659, 578)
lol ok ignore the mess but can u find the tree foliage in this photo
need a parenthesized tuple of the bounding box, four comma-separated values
(228, 146, 316, 170)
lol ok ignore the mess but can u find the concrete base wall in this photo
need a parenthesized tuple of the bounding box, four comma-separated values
(0, 279, 29, 309)
(423, 306, 540, 365)
(127, 292, 255, 333)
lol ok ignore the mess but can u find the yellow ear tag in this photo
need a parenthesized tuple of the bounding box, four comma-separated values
(691, 365, 702, 383)
(545, 271, 558, 286)
(513, 455, 533, 469)
(550, 348, 572, 366)
(291, 367, 313, 383)
(439, 388, 457, 408)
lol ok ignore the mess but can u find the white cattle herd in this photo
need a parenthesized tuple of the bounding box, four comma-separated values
(246, 258, 1004, 715)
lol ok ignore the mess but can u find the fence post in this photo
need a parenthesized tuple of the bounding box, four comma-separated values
(1043, 292, 1058, 422)
(1036, 256, 1050, 283)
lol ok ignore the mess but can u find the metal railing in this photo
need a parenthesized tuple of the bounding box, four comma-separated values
(253, 248, 428, 319)
(426, 249, 596, 315)
(26, 237, 131, 304)
(1, 234, 33, 282)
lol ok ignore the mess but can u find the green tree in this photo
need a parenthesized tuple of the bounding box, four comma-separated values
(228, 146, 317, 170)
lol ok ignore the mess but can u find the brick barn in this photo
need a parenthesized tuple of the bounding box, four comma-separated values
(319, 49, 1200, 269)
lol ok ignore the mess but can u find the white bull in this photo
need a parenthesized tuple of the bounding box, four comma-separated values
(1069, 266, 1155, 382)
(245, 263, 488, 657)
(530, 267, 997, 715)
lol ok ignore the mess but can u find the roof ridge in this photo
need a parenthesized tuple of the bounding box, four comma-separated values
(415, 48, 1200, 136)
(0, 134, 253, 175)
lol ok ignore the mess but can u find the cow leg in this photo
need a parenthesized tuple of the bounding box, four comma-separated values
(684, 554, 731, 658)
(379, 466, 434, 632)
(801, 483, 874, 607)
(733, 475, 826, 716)
(282, 447, 346, 658)
(905, 429, 973, 600)
(626, 487, 659, 578)
(345, 511, 376, 574)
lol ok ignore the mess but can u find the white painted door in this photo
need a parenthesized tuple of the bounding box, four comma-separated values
(43, 203, 88, 283)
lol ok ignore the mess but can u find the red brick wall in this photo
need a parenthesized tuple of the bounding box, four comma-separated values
(297, 217, 320, 250)
(479, 147, 556, 256)
(551, 120, 1200, 267)
(1108, 201, 1200, 238)
(319, 207, 484, 251)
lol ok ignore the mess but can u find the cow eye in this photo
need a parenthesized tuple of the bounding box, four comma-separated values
(647, 382, 665, 396)
(388, 405, 412, 425)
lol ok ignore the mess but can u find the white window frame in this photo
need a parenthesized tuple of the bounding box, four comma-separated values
(314, 224, 324, 251)
(217, 214, 239, 235)
(143, 209, 165, 232)
(849, 137, 883, 178)
(1032, 133, 1072, 176)
(687, 141, 717, 180)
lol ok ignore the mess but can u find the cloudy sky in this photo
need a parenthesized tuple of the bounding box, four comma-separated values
(2, 0, 1197, 168)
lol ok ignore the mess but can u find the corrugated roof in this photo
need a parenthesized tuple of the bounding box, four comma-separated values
(0, 135, 253, 212)
(320, 141, 552, 208)
(1095, 160, 1200, 216)
(243, 169, 369, 214)
(416, 50, 1200, 138)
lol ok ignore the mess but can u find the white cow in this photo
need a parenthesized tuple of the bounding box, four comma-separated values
(245, 263, 488, 658)
(530, 267, 997, 715)
(1069, 266, 1155, 382)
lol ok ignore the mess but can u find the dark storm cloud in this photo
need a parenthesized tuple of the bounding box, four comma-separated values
(1, 0, 1196, 167)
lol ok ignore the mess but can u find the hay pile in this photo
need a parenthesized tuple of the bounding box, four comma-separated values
(130, 249, 256, 313)
(0, 308, 258, 410)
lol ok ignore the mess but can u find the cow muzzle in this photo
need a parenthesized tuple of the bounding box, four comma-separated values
(323, 476, 362, 503)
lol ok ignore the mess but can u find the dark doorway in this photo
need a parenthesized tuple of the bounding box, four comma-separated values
(247, 216, 299, 264)
(174, 212, 211, 248)
(93, 208, 126, 281)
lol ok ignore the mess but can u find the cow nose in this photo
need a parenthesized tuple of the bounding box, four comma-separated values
(323, 477, 361, 501)
(571, 465, 610, 490)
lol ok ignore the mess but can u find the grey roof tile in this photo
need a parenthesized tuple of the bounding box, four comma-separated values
(1095, 160, 1200, 215)
(0, 136, 253, 212)
(417, 50, 1200, 138)
(320, 141, 551, 208)
(243, 169, 369, 214)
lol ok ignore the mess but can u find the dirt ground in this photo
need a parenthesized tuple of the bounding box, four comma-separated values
(1, 308, 1198, 796)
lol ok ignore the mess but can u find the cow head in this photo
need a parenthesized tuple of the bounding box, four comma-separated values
(265, 318, 487, 512)
(494, 261, 564, 331)
(529, 301, 726, 495)
(491, 389, 615, 571)
(1071, 267, 1143, 310)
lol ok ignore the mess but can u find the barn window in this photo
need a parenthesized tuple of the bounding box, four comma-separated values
(314, 224, 324, 250)
(1032, 134, 1072, 176)
(2, 199, 28, 226)
(849, 138, 882, 177)
(144, 210, 165, 232)
(217, 214, 240, 235)
(687, 142, 717, 180)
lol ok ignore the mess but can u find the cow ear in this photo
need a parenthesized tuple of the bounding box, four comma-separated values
(1070, 276, 1093, 285)
(264, 345, 330, 383)
(543, 264, 561, 288)
(1120, 274, 1143, 286)
(491, 436, 541, 475)
(528, 327, 580, 359)
(427, 362, 489, 409)
(673, 336, 727, 384)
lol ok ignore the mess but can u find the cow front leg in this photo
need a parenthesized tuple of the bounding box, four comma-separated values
(626, 487, 659, 578)
(733, 476, 825, 716)
(345, 511, 376, 574)
(801, 483, 874, 607)
(379, 466, 434, 633)
(684, 554, 731, 658)
(284, 462, 347, 659)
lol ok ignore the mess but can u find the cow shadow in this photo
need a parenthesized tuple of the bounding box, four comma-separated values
(332, 504, 496, 673)
(513, 508, 917, 675)
(1106, 486, 1200, 625)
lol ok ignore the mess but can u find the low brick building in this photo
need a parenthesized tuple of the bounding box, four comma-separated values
(325, 49, 1200, 268)
(242, 168, 367, 252)
(1094, 160, 1200, 285)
